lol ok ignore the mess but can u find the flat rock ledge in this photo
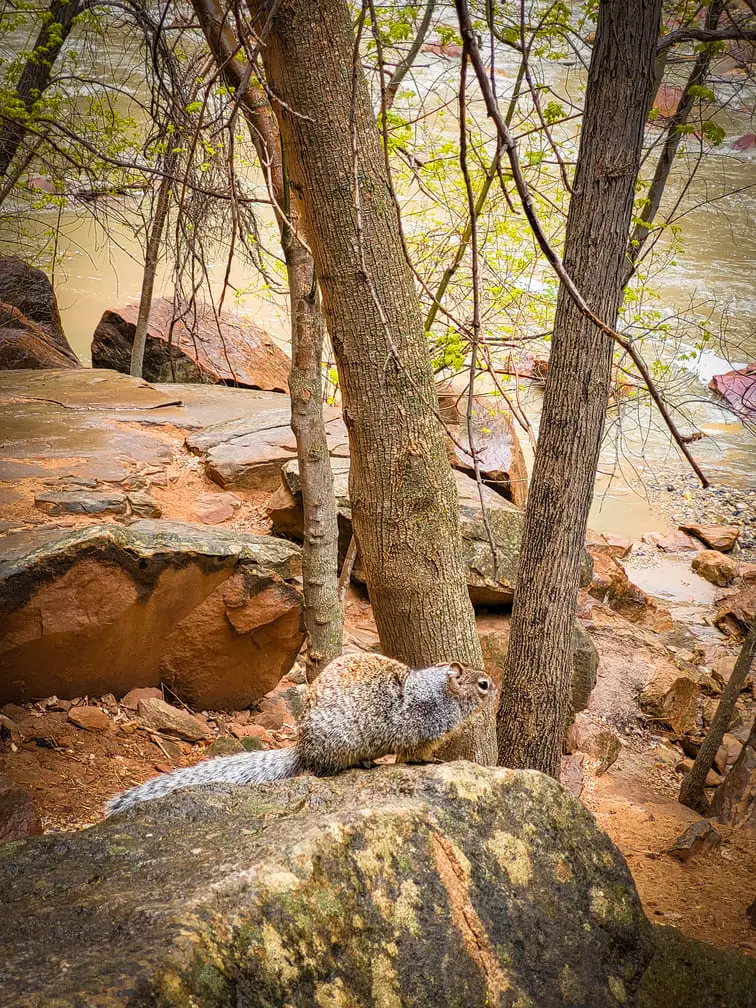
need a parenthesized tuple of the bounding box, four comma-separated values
(1, 762, 752, 1008)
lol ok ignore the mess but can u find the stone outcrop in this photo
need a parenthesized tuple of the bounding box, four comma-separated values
(437, 388, 529, 508)
(0, 256, 80, 369)
(708, 364, 756, 421)
(587, 544, 672, 633)
(691, 549, 739, 587)
(639, 663, 700, 735)
(477, 613, 598, 715)
(0, 521, 304, 709)
(91, 299, 290, 391)
(0, 763, 653, 1006)
(268, 459, 591, 606)
(714, 583, 756, 637)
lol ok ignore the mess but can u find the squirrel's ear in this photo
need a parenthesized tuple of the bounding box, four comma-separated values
(449, 661, 463, 677)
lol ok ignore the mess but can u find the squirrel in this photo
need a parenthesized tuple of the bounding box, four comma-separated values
(107, 652, 492, 815)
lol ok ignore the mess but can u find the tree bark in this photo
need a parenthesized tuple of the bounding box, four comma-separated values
(496, 0, 663, 777)
(193, 0, 342, 675)
(680, 624, 756, 815)
(0, 0, 83, 179)
(130, 153, 175, 377)
(247, 0, 494, 763)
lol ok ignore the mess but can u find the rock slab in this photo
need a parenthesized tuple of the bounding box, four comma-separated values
(0, 520, 304, 709)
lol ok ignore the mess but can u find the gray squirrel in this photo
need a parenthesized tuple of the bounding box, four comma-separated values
(107, 652, 492, 815)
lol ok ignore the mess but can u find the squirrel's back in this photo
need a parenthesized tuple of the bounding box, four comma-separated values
(107, 653, 491, 815)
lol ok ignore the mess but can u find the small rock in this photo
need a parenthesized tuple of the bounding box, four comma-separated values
(0, 714, 24, 744)
(254, 695, 295, 732)
(153, 763, 174, 774)
(120, 687, 163, 710)
(34, 490, 128, 516)
(560, 753, 585, 797)
(0, 775, 42, 845)
(1, 703, 32, 723)
(194, 492, 241, 525)
(229, 723, 276, 747)
(666, 820, 722, 862)
(679, 523, 741, 552)
(137, 697, 211, 742)
(642, 530, 700, 552)
(67, 706, 111, 732)
(692, 549, 739, 587)
(232, 710, 252, 725)
(127, 491, 162, 518)
(205, 735, 245, 756)
(563, 714, 621, 774)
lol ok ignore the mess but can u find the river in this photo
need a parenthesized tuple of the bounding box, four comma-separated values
(1, 13, 754, 531)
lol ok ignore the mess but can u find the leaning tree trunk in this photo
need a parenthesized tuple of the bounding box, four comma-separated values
(680, 624, 756, 815)
(246, 0, 493, 762)
(193, 0, 343, 675)
(497, 0, 663, 777)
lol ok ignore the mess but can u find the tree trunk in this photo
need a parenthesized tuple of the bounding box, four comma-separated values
(710, 705, 756, 829)
(680, 625, 756, 815)
(247, 0, 494, 763)
(130, 154, 175, 377)
(193, 0, 342, 675)
(496, 0, 663, 777)
(0, 0, 83, 178)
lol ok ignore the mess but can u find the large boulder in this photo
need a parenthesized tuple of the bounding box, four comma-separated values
(91, 299, 290, 391)
(438, 388, 529, 508)
(714, 583, 756, 637)
(0, 256, 79, 369)
(0, 521, 304, 709)
(268, 459, 592, 606)
(0, 763, 653, 1006)
(708, 364, 756, 420)
(477, 613, 599, 715)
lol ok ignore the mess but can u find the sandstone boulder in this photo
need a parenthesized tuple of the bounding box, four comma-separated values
(0, 763, 654, 1006)
(0, 520, 303, 708)
(714, 583, 756, 637)
(692, 549, 739, 586)
(708, 364, 756, 421)
(137, 697, 210, 742)
(0, 256, 80, 369)
(91, 299, 290, 391)
(587, 545, 673, 632)
(438, 388, 529, 508)
(679, 522, 741, 552)
(639, 663, 700, 735)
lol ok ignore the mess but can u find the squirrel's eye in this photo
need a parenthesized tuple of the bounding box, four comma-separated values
(477, 677, 490, 693)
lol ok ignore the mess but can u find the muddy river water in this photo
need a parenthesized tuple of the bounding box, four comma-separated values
(1, 20, 754, 537)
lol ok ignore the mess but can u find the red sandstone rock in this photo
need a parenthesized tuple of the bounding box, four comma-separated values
(679, 522, 741, 552)
(137, 697, 210, 742)
(708, 364, 756, 420)
(91, 299, 290, 391)
(692, 549, 739, 587)
(67, 705, 111, 732)
(120, 687, 163, 710)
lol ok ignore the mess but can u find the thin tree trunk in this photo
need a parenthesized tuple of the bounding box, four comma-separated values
(384, 0, 436, 110)
(0, 0, 83, 178)
(623, 0, 724, 283)
(496, 0, 663, 777)
(130, 154, 175, 377)
(193, 0, 342, 675)
(247, 0, 494, 763)
(680, 625, 756, 815)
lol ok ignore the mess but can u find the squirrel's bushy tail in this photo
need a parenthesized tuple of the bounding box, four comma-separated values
(106, 747, 303, 816)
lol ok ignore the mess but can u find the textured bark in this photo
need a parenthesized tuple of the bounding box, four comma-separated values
(0, 0, 83, 178)
(497, 0, 663, 777)
(247, 0, 493, 763)
(680, 624, 755, 815)
(193, 0, 342, 674)
(130, 154, 175, 377)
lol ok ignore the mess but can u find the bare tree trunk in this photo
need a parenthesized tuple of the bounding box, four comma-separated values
(247, 0, 494, 763)
(623, 0, 724, 284)
(384, 0, 436, 110)
(0, 0, 83, 178)
(680, 625, 756, 815)
(496, 0, 663, 777)
(193, 0, 342, 675)
(130, 154, 175, 377)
